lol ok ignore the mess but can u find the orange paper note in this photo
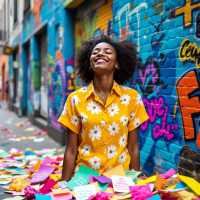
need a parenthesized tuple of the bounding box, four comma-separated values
(52, 189, 70, 195)
(155, 172, 168, 190)
(103, 165, 126, 179)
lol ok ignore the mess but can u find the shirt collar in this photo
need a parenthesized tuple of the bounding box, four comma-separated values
(85, 80, 121, 100)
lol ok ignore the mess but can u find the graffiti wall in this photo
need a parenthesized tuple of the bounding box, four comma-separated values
(112, 0, 200, 179)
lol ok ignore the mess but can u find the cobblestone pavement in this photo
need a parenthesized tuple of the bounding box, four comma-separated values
(0, 101, 65, 199)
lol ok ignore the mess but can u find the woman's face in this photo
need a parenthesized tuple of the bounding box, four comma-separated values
(90, 42, 119, 73)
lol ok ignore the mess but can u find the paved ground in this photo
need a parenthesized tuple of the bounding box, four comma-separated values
(0, 101, 65, 199)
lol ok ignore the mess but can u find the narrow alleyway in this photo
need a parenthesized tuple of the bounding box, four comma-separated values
(0, 101, 65, 199)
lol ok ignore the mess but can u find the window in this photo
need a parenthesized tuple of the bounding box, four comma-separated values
(13, 0, 18, 26)
(24, 0, 30, 16)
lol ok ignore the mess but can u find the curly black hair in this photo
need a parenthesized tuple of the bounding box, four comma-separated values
(75, 35, 138, 85)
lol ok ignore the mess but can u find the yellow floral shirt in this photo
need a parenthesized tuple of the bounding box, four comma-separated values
(58, 81, 149, 174)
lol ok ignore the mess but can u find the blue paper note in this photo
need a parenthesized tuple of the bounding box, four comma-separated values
(24, 151, 36, 156)
(146, 194, 161, 200)
(35, 194, 51, 200)
(174, 181, 187, 189)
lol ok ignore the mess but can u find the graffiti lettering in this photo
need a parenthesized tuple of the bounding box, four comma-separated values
(141, 96, 177, 141)
(151, 0, 163, 16)
(115, 3, 147, 52)
(176, 69, 200, 149)
(179, 38, 200, 68)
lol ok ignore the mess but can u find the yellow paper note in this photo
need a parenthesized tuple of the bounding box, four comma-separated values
(109, 193, 132, 200)
(104, 187, 115, 194)
(137, 175, 156, 185)
(103, 165, 126, 179)
(170, 190, 198, 200)
(178, 174, 200, 196)
(88, 181, 101, 193)
(155, 172, 168, 190)
(25, 128, 35, 131)
(52, 189, 70, 195)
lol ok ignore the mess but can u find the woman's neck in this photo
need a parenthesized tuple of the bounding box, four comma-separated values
(93, 74, 113, 94)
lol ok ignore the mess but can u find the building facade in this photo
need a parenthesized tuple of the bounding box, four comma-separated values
(2, 0, 200, 180)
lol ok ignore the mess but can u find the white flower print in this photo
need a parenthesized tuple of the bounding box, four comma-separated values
(87, 101, 102, 114)
(79, 86, 88, 93)
(119, 134, 126, 147)
(120, 94, 130, 106)
(81, 144, 91, 156)
(88, 156, 101, 170)
(118, 151, 127, 163)
(106, 166, 113, 171)
(136, 94, 143, 106)
(108, 122, 120, 136)
(61, 102, 68, 116)
(115, 82, 120, 90)
(129, 113, 135, 121)
(80, 112, 88, 123)
(101, 121, 106, 127)
(74, 165, 79, 174)
(71, 95, 80, 108)
(120, 116, 128, 126)
(89, 125, 102, 141)
(121, 85, 130, 90)
(107, 145, 117, 159)
(81, 129, 84, 138)
(108, 103, 119, 117)
(71, 115, 80, 126)
(133, 118, 141, 128)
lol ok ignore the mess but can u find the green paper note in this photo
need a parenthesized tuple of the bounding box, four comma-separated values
(0, 175, 13, 179)
(98, 182, 109, 192)
(0, 150, 11, 158)
(3, 196, 24, 200)
(125, 170, 142, 180)
(66, 164, 100, 191)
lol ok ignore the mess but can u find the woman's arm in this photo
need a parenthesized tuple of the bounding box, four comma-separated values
(127, 126, 140, 171)
(62, 128, 79, 181)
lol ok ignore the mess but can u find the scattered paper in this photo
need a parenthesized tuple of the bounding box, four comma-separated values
(125, 170, 142, 180)
(137, 175, 156, 185)
(103, 165, 126, 179)
(35, 194, 51, 200)
(66, 164, 99, 191)
(34, 138, 45, 142)
(24, 128, 35, 131)
(146, 194, 161, 200)
(40, 178, 57, 193)
(111, 175, 135, 192)
(155, 172, 168, 190)
(74, 184, 97, 200)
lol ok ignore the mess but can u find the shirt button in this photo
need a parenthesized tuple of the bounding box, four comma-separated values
(105, 128, 107, 131)
(101, 167, 104, 170)
(104, 143, 107, 145)
(104, 110, 106, 113)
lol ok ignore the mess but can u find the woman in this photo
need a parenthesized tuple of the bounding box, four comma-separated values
(58, 36, 149, 182)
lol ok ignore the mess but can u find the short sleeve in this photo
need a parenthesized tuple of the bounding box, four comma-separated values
(57, 94, 81, 134)
(128, 91, 149, 132)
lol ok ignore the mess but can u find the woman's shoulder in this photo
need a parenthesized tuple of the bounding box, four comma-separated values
(67, 85, 89, 99)
(120, 85, 140, 97)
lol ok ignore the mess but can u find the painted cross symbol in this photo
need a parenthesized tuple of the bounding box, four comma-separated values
(169, 0, 200, 28)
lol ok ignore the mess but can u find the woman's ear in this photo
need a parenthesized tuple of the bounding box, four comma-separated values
(115, 61, 119, 70)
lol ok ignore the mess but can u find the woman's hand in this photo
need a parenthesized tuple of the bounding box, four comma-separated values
(127, 126, 140, 171)
(62, 128, 79, 181)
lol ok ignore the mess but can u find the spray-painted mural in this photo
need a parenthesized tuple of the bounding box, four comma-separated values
(111, 0, 200, 179)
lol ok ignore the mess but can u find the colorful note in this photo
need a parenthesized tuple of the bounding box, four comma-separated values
(137, 175, 156, 185)
(50, 192, 73, 200)
(155, 172, 168, 190)
(35, 194, 51, 200)
(129, 184, 153, 200)
(66, 164, 99, 191)
(2, 197, 24, 200)
(146, 194, 161, 200)
(52, 189, 70, 195)
(178, 174, 200, 196)
(40, 178, 57, 193)
(103, 165, 126, 179)
(0, 150, 11, 158)
(160, 168, 176, 179)
(29, 164, 55, 184)
(74, 184, 97, 200)
(111, 175, 135, 192)
(125, 170, 142, 180)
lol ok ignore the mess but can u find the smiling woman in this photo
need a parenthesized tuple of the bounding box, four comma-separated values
(58, 35, 149, 182)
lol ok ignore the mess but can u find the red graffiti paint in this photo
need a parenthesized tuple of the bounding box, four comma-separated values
(176, 69, 200, 149)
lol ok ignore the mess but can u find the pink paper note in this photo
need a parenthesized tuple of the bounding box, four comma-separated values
(29, 164, 55, 184)
(49, 192, 73, 200)
(40, 179, 57, 193)
(55, 170, 62, 174)
(130, 185, 153, 200)
(42, 156, 53, 165)
(160, 168, 176, 179)
(89, 175, 96, 184)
